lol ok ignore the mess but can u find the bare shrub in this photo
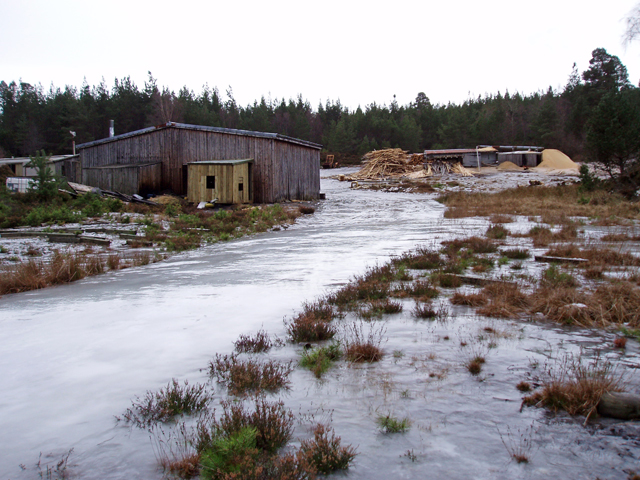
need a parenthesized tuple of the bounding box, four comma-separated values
(343, 321, 386, 362)
(234, 329, 278, 353)
(299, 205, 315, 215)
(285, 314, 337, 343)
(121, 379, 211, 428)
(369, 298, 403, 314)
(498, 424, 536, 464)
(523, 353, 624, 419)
(208, 354, 294, 396)
(107, 253, 121, 270)
(151, 423, 201, 478)
(299, 424, 357, 473)
(412, 300, 437, 319)
(205, 398, 295, 453)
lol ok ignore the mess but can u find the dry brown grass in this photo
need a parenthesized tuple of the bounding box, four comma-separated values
(600, 233, 631, 242)
(441, 236, 498, 255)
(343, 321, 385, 362)
(590, 282, 640, 327)
(439, 184, 640, 222)
(489, 214, 514, 224)
(529, 286, 590, 325)
(0, 251, 106, 295)
(545, 245, 640, 268)
(476, 282, 530, 318)
(523, 353, 624, 419)
(450, 292, 488, 307)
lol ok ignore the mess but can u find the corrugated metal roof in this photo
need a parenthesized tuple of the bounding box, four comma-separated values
(77, 122, 323, 150)
(424, 149, 477, 155)
(187, 159, 254, 165)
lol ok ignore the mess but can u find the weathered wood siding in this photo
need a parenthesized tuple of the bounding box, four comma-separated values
(187, 163, 252, 204)
(82, 163, 162, 194)
(78, 126, 320, 203)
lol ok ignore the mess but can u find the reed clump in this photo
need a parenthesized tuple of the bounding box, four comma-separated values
(523, 353, 624, 419)
(0, 251, 106, 295)
(343, 321, 386, 363)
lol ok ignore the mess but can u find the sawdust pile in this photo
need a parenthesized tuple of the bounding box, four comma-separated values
(535, 149, 579, 170)
(451, 163, 474, 176)
(153, 195, 183, 205)
(497, 161, 523, 171)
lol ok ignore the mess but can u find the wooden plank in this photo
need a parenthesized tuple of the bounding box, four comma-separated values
(534, 255, 589, 264)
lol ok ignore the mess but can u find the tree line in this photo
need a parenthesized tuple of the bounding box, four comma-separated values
(0, 48, 638, 172)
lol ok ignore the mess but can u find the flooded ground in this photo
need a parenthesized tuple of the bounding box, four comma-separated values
(1, 168, 638, 479)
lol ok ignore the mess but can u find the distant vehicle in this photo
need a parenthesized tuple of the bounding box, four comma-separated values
(322, 154, 339, 169)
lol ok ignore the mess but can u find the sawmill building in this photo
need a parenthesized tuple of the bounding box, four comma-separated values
(74, 123, 322, 204)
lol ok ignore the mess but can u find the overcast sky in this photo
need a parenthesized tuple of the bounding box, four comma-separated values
(2, 0, 640, 110)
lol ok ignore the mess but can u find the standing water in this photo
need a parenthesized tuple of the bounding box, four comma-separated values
(1, 169, 638, 479)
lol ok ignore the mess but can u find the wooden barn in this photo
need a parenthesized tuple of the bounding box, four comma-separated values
(75, 123, 322, 203)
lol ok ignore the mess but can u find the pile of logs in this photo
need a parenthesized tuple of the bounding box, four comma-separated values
(350, 149, 414, 180)
(347, 149, 475, 181)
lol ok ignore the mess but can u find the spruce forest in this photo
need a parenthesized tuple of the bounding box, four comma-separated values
(0, 48, 638, 165)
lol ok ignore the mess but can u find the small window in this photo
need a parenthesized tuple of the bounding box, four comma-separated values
(238, 183, 243, 192)
(206, 175, 215, 189)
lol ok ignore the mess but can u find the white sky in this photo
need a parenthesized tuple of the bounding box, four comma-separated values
(2, 0, 640, 110)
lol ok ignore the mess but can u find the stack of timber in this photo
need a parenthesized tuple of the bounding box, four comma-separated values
(66, 182, 159, 205)
(350, 149, 416, 180)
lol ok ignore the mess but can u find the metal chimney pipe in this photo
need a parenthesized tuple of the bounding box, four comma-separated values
(109, 120, 115, 138)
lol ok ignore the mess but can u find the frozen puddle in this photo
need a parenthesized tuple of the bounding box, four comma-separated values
(0, 169, 638, 479)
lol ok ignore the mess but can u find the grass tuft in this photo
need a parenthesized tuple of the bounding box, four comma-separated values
(343, 321, 386, 362)
(376, 414, 411, 433)
(523, 353, 624, 418)
(300, 343, 342, 378)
